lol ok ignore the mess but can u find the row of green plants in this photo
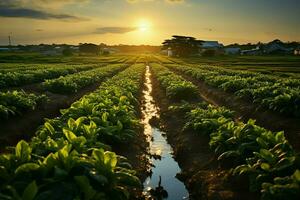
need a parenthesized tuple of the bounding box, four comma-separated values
(0, 64, 145, 200)
(0, 64, 99, 89)
(166, 64, 300, 117)
(0, 90, 48, 119)
(150, 63, 198, 101)
(169, 102, 300, 200)
(42, 64, 127, 94)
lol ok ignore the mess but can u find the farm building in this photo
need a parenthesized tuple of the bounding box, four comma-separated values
(261, 39, 292, 55)
(224, 47, 241, 55)
(241, 48, 262, 55)
(199, 41, 224, 56)
(160, 47, 173, 57)
(294, 47, 300, 55)
(200, 41, 223, 49)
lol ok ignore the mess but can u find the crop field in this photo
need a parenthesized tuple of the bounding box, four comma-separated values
(0, 54, 299, 200)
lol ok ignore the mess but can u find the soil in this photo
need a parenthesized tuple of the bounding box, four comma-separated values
(168, 67, 300, 152)
(149, 66, 258, 200)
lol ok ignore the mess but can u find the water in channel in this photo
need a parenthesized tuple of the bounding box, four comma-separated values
(141, 65, 189, 200)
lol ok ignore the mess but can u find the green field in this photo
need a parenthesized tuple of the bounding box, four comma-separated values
(0, 53, 299, 200)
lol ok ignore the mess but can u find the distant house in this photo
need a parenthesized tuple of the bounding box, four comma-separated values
(199, 41, 224, 56)
(167, 47, 173, 57)
(160, 47, 173, 57)
(224, 47, 241, 55)
(0, 48, 10, 52)
(294, 47, 300, 55)
(241, 47, 262, 56)
(200, 41, 223, 49)
(262, 40, 292, 55)
(0, 47, 19, 52)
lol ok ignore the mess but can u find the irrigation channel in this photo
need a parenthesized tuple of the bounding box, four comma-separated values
(141, 65, 189, 199)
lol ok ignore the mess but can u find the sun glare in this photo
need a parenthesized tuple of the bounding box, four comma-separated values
(137, 19, 151, 32)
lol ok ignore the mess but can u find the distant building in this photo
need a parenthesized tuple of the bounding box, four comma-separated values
(200, 41, 223, 49)
(0, 47, 10, 52)
(262, 40, 292, 55)
(0, 47, 19, 52)
(241, 47, 262, 55)
(224, 47, 241, 55)
(199, 41, 224, 56)
(167, 47, 173, 57)
(294, 47, 300, 55)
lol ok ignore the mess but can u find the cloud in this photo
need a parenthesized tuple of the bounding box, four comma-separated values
(0, 7, 86, 21)
(0, 0, 87, 21)
(95, 27, 137, 34)
(0, 0, 90, 9)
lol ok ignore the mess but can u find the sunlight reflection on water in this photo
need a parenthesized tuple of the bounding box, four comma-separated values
(142, 66, 189, 200)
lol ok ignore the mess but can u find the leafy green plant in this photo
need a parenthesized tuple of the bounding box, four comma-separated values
(0, 90, 48, 119)
(151, 63, 198, 101)
(0, 64, 145, 200)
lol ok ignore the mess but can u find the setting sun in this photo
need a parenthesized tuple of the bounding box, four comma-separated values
(137, 19, 151, 32)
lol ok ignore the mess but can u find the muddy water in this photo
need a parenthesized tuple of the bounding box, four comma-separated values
(141, 66, 188, 200)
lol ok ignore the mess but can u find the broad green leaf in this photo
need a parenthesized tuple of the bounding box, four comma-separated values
(275, 131, 285, 142)
(260, 163, 270, 171)
(292, 170, 300, 182)
(63, 128, 77, 142)
(115, 172, 141, 187)
(22, 181, 38, 200)
(74, 176, 96, 200)
(44, 122, 55, 135)
(92, 149, 104, 163)
(67, 118, 76, 130)
(102, 112, 108, 123)
(104, 151, 117, 168)
(15, 140, 32, 162)
(15, 163, 40, 175)
(42, 153, 57, 170)
(259, 149, 275, 164)
(217, 150, 239, 161)
(256, 137, 268, 149)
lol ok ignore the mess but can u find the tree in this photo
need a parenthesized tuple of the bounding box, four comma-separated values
(62, 48, 73, 56)
(79, 43, 101, 55)
(162, 35, 202, 57)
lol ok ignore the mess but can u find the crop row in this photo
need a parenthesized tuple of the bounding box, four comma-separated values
(176, 103, 300, 200)
(0, 64, 100, 89)
(43, 64, 127, 94)
(0, 90, 48, 119)
(151, 67, 299, 199)
(150, 63, 198, 101)
(166, 64, 300, 117)
(0, 64, 145, 200)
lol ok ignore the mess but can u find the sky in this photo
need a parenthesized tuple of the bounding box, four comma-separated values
(0, 0, 299, 45)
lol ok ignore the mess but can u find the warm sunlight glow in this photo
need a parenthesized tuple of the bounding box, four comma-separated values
(137, 19, 151, 32)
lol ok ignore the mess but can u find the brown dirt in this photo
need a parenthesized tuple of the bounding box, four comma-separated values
(149, 66, 258, 200)
(168, 67, 300, 152)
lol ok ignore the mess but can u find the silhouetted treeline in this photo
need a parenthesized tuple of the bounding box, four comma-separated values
(226, 40, 300, 50)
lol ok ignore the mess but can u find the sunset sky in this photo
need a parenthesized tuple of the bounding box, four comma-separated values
(0, 0, 299, 45)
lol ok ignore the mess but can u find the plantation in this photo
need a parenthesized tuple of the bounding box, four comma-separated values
(0, 54, 299, 200)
